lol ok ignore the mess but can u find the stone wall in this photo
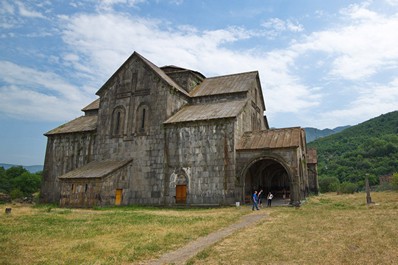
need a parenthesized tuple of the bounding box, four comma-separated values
(59, 161, 132, 207)
(307, 163, 319, 194)
(164, 119, 237, 205)
(92, 57, 190, 205)
(163, 70, 203, 94)
(41, 132, 96, 203)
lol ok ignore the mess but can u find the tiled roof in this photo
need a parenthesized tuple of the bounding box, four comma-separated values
(237, 127, 303, 150)
(59, 159, 133, 179)
(190, 71, 258, 97)
(164, 100, 247, 124)
(45, 115, 97, 135)
(82, 98, 100, 111)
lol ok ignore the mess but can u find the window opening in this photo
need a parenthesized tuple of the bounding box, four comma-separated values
(141, 108, 146, 129)
(115, 111, 121, 134)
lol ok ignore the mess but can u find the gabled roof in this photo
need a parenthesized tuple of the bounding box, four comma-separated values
(236, 127, 303, 150)
(59, 159, 133, 179)
(45, 115, 97, 136)
(160, 65, 206, 80)
(164, 100, 247, 124)
(190, 71, 258, 97)
(96, 52, 189, 97)
(81, 98, 100, 111)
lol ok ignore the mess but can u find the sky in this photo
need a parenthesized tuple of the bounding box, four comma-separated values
(1, 0, 398, 165)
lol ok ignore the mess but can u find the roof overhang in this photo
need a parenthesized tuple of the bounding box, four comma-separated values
(58, 159, 133, 180)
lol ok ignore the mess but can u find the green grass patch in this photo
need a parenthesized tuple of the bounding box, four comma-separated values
(0, 204, 248, 264)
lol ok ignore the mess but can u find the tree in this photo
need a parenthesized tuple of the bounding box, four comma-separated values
(319, 176, 340, 193)
(12, 172, 42, 196)
(0, 167, 9, 193)
(0, 166, 42, 198)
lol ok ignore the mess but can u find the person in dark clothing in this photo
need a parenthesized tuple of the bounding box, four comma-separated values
(252, 191, 259, 210)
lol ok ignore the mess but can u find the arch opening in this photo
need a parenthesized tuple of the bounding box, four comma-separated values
(244, 158, 290, 203)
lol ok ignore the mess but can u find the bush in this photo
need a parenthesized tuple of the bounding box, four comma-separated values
(339, 182, 358, 194)
(391, 172, 398, 188)
(10, 188, 24, 199)
(319, 176, 340, 193)
(376, 182, 393, 191)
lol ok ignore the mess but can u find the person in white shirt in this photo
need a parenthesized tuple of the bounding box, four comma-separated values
(267, 192, 273, 207)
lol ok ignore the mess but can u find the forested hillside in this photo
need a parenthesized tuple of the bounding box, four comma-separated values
(305, 125, 350, 142)
(308, 111, 398, 187)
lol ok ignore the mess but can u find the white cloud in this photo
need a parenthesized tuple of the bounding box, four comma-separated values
(56, 11, 319, 117)
(385, 0, 398, 6)
(15, 1, 45, 18)
(260, 2, 398, 128)
(293, 4, 398, 81)
(96, 0, 146, 11)
(261, 18, 304, 39)
(317, 78, 398, 127)
(0, 61, 92, 121)
(3, 1, 397, 129)
(0, 0, 15, 14)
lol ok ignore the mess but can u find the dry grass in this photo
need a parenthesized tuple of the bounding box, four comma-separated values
(189, 191, 398, 265)
(0, 204, 249, 265)
(1, 192, 397, 265)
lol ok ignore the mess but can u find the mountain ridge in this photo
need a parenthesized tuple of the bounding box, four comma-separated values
(0, 163, 43, 173)
(305, 125, 351, 143)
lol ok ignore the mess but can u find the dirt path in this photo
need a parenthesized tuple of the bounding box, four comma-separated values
(143, 209, 268, 265)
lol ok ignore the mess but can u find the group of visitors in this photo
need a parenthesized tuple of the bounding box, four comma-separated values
(252, 190, 273, 210)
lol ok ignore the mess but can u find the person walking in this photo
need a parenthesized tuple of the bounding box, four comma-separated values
(267, 192, 273, 207)
(252, 191, 259, 211)
(258, 190, 263, 208)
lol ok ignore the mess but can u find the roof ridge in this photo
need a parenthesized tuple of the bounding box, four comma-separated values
(205, 70, 258, 80)
(96, 51, 190, 97)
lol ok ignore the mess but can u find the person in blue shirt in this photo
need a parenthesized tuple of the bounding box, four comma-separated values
(252, 190, 259, 210)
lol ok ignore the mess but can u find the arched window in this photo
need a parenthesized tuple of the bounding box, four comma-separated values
(136, 104, 149, 134)
(112, 106, 126, 137)
(141, 108, 146, 130)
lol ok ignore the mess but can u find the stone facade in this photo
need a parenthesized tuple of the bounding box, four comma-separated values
(41, 51, 317, 207)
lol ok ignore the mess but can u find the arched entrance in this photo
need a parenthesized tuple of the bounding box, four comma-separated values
(175, 172, 188, 204)
(242, 157, 291, 204)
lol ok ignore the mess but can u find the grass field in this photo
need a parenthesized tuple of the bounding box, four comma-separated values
(188, 191, 398, 265)
(0, 204, 248, 264)
(1, 191, 397, 265)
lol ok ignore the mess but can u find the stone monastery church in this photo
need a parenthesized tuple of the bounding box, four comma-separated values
(41, 51, 319, 207)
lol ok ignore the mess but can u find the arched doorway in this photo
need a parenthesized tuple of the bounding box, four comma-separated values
(175, 173, 188, 204)
(243, 157, 291, 204)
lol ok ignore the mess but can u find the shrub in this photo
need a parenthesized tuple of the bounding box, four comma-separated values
(339, 182, 358, 194)
(376, 182, 393, 191)
(392, 172, 398, 190)
(319, 176, 340, 193)
(10, 188, 24, 199)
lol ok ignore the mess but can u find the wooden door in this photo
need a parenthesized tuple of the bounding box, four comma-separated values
(175, 185, 187, 204)
(115, 189, 123, 206)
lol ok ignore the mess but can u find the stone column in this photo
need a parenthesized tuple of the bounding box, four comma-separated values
(365, 177, 372, 204)
(290, 180, 301, 206)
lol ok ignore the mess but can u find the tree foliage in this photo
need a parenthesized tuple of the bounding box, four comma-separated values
(319, 176, 340, 193)
(0, 166, 42, 198)
(392, 172, 398, 190)
(308, 111, 398, 189)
